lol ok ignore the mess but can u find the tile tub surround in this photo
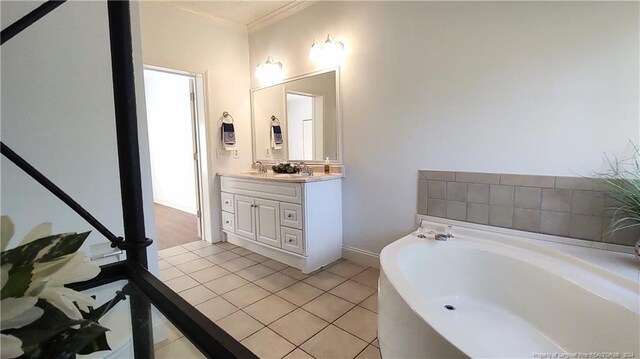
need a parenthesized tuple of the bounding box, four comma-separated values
(418, 171, 639, 246)
(158, 241, 381, 359)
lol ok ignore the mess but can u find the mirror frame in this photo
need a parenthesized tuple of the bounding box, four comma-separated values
(250, 66, 342, 164)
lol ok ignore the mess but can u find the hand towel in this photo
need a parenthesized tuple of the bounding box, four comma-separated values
(271, 124, 283, 150)
(222, 122, 236, 150)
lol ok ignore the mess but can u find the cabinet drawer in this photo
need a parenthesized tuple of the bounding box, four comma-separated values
(221, 211, 235, 232)
(221, 192, 234, 213)
(281, 227, 303, 255)
(280, 203, 302, 230)
(221, 177, 302, 204)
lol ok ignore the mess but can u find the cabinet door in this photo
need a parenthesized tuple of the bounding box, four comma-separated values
(235, 195, 256, 240)
(255, 198, 280, 247)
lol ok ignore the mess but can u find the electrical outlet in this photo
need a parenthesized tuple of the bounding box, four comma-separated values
(233, 150, 239, 159)
(265, 148, 271, 157)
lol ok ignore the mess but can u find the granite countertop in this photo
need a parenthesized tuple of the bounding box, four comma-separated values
(218, 171, 344, 183)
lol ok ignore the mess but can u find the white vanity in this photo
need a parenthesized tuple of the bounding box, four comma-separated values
(219, 172, 343, 273)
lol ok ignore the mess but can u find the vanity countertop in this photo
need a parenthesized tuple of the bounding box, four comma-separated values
(218, 171, 344, 183)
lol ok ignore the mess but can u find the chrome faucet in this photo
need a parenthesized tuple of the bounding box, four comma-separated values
(297, 162, 314, 176)
(252, 161, 267, 174)
(435, 225, 454, 241)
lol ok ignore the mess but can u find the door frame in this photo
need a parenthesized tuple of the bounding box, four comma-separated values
(142, 64, 212, 243)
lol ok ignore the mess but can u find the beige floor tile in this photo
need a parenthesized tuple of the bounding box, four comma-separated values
(269, 308, 328, 346)
(195, 297, 238, 322)
(276, 282, 323, 306)
(192, 245, 226, 257)
(236, 264, 275, 281)
(355, 345, 381, 359)
(255, 272, 298, 293)
(222, 283, 270, 308)
(205, 251, 240, 264)
(175, 258, 214, 274)
(215, 242, 238, 250)
(280, 267, 310, 280)
(301, 325, 368, 359)
(262, 259, 289, 271)
(329, 280, 376, 304)
(158, 260, 171, 270)
(325, 260, 366, 278)
(153, 321, 183, 350)
(164, 275, 199, 293)
(245, 252, 269, 263)
(352, 268, 379, 289)
(334, 306, 377, 342)
(359, 294, 377, 313)
(230, 247, 253, 256)
(178, 285, 217, 306)
(244, 295, 296, 325)
(155, 337, 205, 359)
(158, 245, 189, 259)
(204, 273, 249, 294)
(283, 348, 314, 359)
(160, 267, 184, 281)
(189, 265, 230, 283)
(181, 240, 212, 251)
(242, 327, 296, 359)
(302, 293, 355, 322)
(304, 271, 347, 291)
(371, 338, 379, 348)
(219, 257, 257, 272)
(165, 252, 200, 266)
(215, 310, 264, 341)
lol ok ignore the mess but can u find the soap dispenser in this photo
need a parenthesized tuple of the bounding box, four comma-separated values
(324, 157, 331, 174)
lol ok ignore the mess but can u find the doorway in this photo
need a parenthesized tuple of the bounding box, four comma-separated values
(143, 66, 208, 249)
(286, 91, 324, 161)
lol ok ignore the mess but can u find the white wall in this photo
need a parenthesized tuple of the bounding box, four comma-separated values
(249, 1, 640, 253)
(1, 1, 159, 272)
(138, 2, 252, 242)
(144, 69, 197, 214)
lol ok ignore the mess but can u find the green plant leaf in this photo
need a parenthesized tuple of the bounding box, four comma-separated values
(78, 330, 111, 355)
(1, 231, 90, 266)
(61, 321, 110, 355)
(0, 264, 33, 299)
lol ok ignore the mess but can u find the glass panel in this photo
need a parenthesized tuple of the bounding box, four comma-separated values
(79, 280, 206, 358)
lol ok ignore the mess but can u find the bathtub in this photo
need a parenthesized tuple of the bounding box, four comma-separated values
(379, 218, 640, 359)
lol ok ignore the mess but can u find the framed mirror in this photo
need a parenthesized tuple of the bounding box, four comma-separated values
(251, 68, 341, 163)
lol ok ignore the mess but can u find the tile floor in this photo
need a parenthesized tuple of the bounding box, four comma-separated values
(155, 240, 381, 359)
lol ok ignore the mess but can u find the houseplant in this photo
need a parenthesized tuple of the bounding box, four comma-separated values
(1, 216, 116, 358)
(599, 146, 640, 261)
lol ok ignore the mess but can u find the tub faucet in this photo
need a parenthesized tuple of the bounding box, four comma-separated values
(252, 161, 267, 174)
(435, 225, 454, 241)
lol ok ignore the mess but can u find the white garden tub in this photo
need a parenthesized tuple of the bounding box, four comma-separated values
(379, 218, 640, 358)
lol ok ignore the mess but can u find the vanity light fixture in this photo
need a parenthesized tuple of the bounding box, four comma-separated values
(255, 56, 284, 83)
(309, 34, 345, 65)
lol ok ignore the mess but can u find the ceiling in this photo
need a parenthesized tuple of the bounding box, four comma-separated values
(166, 1, 297, 26)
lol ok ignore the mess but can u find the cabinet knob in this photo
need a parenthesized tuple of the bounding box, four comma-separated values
(288, 239, 293, 243)
(287, 214, 293, 218)
(225, 221, 229, 224)
(225, 201, 229, 205)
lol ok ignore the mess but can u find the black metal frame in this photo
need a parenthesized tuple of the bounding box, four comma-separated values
(1, 1, 257, 358)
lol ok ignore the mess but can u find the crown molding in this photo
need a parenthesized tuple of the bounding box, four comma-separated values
(247, 0, 316, 34)
(160, 2, 247, 32)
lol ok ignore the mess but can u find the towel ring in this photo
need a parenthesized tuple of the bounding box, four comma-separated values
(271, 115, 281, 126)
(221, 111, 234, 124)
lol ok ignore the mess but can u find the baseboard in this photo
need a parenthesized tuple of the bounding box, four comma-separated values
(342, 246, 380, 268)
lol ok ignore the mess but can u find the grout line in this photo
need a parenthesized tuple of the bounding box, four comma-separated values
(161, 242, 380, 359)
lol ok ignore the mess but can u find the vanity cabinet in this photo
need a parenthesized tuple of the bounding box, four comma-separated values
(219, 175, 343, 273)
